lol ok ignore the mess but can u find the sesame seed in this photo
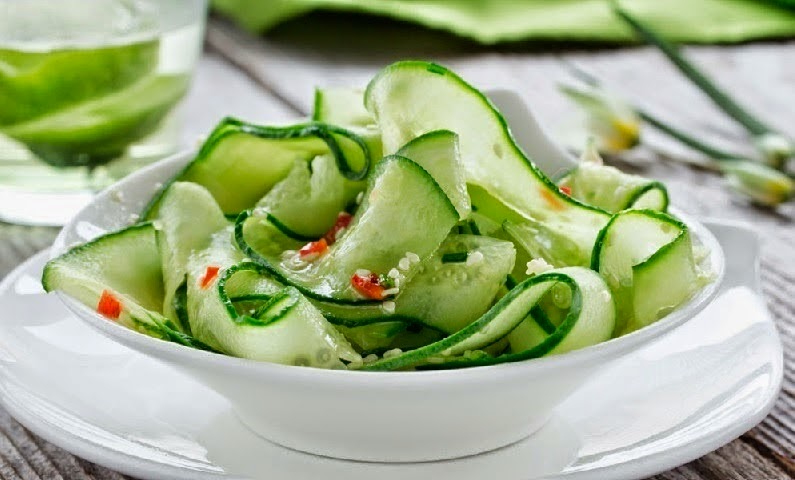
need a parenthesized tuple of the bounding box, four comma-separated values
(383, 348, 403, 359)
(356, 191, 364, 204)
(398, 258, 410, 270)
(466, 251, 484, 266)
(388, 268, 400, 279)
(355, 269, 371, 277)
(406, 252, 420, 264)
(382, 300, 396, 313)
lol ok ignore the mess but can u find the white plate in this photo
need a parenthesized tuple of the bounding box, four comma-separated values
(0, 220, 782, 480)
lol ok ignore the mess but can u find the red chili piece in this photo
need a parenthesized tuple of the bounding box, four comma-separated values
(351, 272, 385, 300)
(97, 290, 122, 320)
(560, 185, 572, 196)
(200, 266, 221, 289)
(324, 212, 353, 245)
(299, 238, 329, 259)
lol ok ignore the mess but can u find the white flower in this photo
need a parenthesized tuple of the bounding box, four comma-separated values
(721, 161, 794, 207)
(559, 84, 641, 154)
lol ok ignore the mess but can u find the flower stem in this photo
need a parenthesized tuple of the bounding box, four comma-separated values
(611, 2, 773, 137)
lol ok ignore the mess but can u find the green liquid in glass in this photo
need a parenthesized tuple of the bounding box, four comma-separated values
(0, 40, 189, 168)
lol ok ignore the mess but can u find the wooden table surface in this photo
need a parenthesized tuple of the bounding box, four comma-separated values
(0, 13, 793, 480)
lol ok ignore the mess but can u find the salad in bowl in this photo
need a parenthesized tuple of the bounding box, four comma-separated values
(44, 61, 716, 373)
(41, 61, 724, 461)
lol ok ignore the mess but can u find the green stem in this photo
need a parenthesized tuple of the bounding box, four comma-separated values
(637, 110, 741, 162)
(611, 2, 772, 137)
(762, 0, 795, 11)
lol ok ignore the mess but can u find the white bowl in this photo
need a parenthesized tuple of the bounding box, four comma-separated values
(49, 92, 725, 463)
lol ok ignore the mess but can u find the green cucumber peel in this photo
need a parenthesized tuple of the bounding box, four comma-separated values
(236, 154, 457, 305)
(143, 117, 372, 218)
(362, 267, 614, 371)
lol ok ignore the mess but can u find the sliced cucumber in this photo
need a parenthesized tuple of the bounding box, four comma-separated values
(362, 267, 614, 371)
(254, 154, 346, 239)
(143, 118, 372, 218)
(42, 224, 165, 334)
(4, 74, 189, 168)
(317, 234, 515, 334)
(591, 209, 699, 336)
(334, 321, 408, 352)
(237, 155, 458, 303)
(559, 162, 669, 212)
(365, 61, 610, 259)
(469, 184, 591, 268)
(505, 307, 553, 353)
(395, 234, 515, 333)
(396, 130, 471, 219)
(312, 87, 384, 175)
(503, 218, 593, 268)
(313, 87, 374, 127)
(185, 230, 359, 367)
(0, 39, 159, 126)
(154, 182, 229, 331)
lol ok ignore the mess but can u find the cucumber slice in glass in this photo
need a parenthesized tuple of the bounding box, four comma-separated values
(3, 74, 189, 168)
(0, 39, 159, 126)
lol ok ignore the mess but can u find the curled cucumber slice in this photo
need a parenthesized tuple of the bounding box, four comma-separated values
(254, 154, 346, 239)
(144, 118, 372, 218)
(592, 209, 701, 336)
(186, 234, 359, 367)
(559, 162, 669, 213)
(365, 61, 611, 261)
(362, 267, 615, 371)
(237, 155, 458, 304)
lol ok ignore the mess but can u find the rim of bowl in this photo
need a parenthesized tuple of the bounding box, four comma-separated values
(52, 149, 726, 388)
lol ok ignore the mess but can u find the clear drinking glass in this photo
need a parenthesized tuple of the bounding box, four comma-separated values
(0, 0, 207, 225)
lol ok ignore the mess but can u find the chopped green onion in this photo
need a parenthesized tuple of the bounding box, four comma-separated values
(442, 252, 469, 263)
(505, 274, 518, 290)
(468, 219, 481, 236)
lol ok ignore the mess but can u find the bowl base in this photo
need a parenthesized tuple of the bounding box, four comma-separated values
(233, 408, 553, 463)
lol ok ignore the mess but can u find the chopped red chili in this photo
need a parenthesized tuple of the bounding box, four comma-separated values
(200, 265, 221, 289)
(299, 238, 329, 259)
(324, 212, 353, 244)
(351, 272, 385, 300)
(97, 290, 122, 320)
(560, 185, 572, 196)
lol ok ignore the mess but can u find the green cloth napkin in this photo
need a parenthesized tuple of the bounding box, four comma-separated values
(213, 0, 795, 44)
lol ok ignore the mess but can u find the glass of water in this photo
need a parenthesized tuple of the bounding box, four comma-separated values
(0, 0, 207, 225)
